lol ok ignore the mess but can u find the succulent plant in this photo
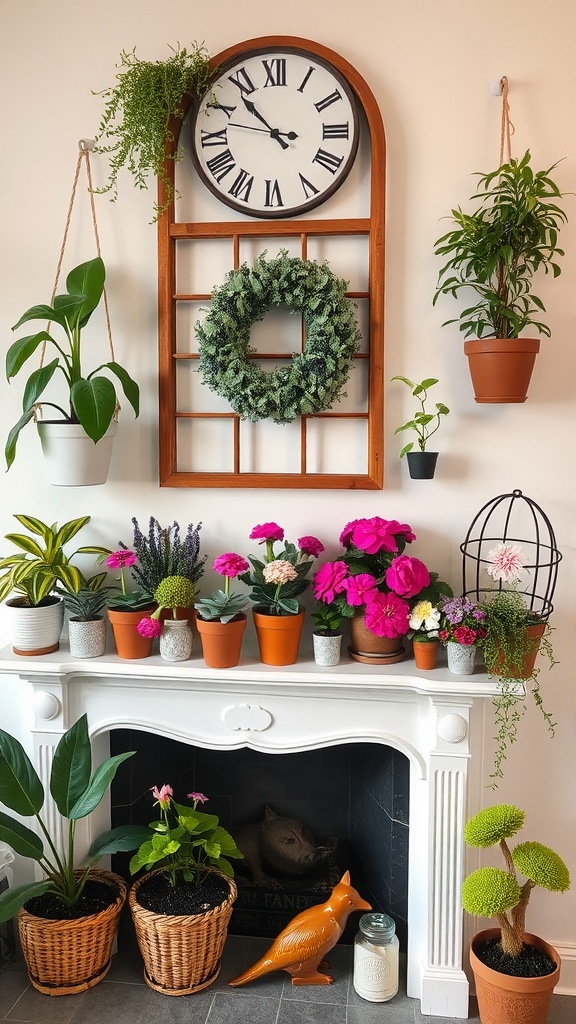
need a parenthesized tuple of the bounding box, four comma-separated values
(62, 588, 109, 620)
(195, 590, 248, 625)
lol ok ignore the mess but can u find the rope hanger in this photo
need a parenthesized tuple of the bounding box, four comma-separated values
(498, 76, 515, 166)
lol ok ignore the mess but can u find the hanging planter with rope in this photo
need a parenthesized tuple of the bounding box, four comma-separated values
(5, 141, 140, 485)
(433, 77, 568, 403)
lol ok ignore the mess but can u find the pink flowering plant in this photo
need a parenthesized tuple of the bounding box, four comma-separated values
(239, 523, 324, 615)
(314, 517, 452, 639)
(136, 575, 196, 638)
(195, 553, 250, 623)
(129, 785, 243, 887)
(104, 549, 154, 611)
(438, 596, 487, 647)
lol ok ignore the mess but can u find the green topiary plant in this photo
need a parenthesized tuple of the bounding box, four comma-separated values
(462, 804, 570, 959)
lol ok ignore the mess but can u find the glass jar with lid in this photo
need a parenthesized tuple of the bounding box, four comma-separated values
(353, 911, 399, 1002)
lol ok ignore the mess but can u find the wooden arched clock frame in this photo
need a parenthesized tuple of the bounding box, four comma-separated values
(157, 36, 386, 489)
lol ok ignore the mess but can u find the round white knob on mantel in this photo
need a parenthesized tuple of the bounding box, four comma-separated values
(222, 704, 273, 732)
(437, 714, 467, 744)
(33, 690, 62, 721)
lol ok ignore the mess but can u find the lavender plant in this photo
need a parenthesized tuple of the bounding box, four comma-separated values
(121, 517, 206, 599)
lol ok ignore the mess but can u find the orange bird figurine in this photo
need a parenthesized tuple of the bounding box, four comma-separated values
(228, 871, 371, 987)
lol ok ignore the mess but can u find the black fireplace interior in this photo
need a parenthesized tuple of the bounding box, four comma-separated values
(110, 731, 409, 948)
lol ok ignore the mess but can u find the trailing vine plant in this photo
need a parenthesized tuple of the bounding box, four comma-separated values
(93, 43, 213, 221)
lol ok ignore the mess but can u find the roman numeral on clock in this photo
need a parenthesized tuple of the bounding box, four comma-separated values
(322, 123, 349, 139)
(228, 169, 254, 202)
(228, 67, 257, 96)
(206, 149, 236, 182)
(314, 89, 342, 112)
(200, 128, 228, 147)
(299, 173, 320, 199)
(312, 148, 344, 174)
(205, 101, 237, 119)
(262, 58, 287, 87)
(264, 179, 284, 208)
(297, 66, 315, 93)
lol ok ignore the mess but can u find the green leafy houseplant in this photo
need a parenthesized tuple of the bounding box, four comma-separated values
(433, 150, 568, 340)
(60, 585, 110, 621)
(93, 44, 213, 221)
(5, 257, 140, 470)
(391, 376, 450, 457)
(0, 714, 148, 920)
(462, 804, 570, 962)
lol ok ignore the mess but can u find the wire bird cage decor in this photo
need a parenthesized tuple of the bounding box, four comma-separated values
(460, 489, 562, 621)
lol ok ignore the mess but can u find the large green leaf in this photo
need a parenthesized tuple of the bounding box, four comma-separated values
(21, 359, 59, 412)
(92, 362, 140, 417)
(88, 823, 151, 859)
(53, 516, 91, 550)
(71, 376, 116, 442)
(69, 750, 135, 820)
(6, 332, 56, 380)
(12, 304, 70, 333)
(0, 811, 44, 860)
(5, 407, 37, 469)
(13, 514, 54, 542)
(50, 715, 92, 817)
(65, 258, 105, 328)
(0, 881, 51, 923)
(0, 730, 43, 815)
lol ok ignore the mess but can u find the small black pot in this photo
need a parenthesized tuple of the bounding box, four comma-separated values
(406, 452, 438, 479)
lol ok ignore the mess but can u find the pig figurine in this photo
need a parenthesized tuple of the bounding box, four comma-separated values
(233, 805, 333, 887)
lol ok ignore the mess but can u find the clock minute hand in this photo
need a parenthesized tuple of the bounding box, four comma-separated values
(242, 97, 289, 149)
(228, 122, 298, 141)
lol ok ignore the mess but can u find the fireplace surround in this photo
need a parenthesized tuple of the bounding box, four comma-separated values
(0, 643, 498, 1018)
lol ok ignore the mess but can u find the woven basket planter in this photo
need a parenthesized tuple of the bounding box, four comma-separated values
(17, 870, 127, 996)
(129, 870, 238, 996)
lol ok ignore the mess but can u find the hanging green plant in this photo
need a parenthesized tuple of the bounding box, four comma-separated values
(93, 43, 213, 221)
(195, 251, 363, 424)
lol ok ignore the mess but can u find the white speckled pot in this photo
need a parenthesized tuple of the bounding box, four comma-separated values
(159, 619, 193, 662)
(446, 642, 477, 676)
(313, 632, 342, 667)
(69, 617, 106, 659)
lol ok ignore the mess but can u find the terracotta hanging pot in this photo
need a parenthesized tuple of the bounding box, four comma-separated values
(464, 338, 540, 404)
(412, 639, 439, 670)
(348, 610, 406, 665)
(196, 613, 247, 668)
(470, 928, 560, 1024)
(252, 607, 305, 666)
(108, 607, 155, 659)
(489, 623, 546, 680)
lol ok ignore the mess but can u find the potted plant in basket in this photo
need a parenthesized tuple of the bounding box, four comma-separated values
(195, 553, 250, 668)
(5, 257, 140, 484)
(391, 375, 450, 479)
(462, 803, 570, 1024)
(128, 785, 243, 995)
(0, 514, 110, 656)
(438, 595, 487, 676)
(239, 523, 324, 666)
(0, 713, 148, 995)
(93, 43, 214, 221)
(408, 599, 442, 670)
(433, 150, 568, 404)
(137, 575, 197, 662)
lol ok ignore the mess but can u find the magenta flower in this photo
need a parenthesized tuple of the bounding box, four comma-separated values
(341, 517, 416, 555)
(298, 535, 325, 558)
(339, 519, 363, 548)
(137, 616, 163, 638)
(187, 792, 208, 803)
(213, 552, 249, 578)
(151, 784, 173, 809)
(364, 591, 410, 639)
(313, 561, 349, 604)
(105, 549, 136, 569)
(385, 555, 430, 598)
(342, 573, 379, 606)
(249, 522, 284, 543)
(452, 625, 478, 646)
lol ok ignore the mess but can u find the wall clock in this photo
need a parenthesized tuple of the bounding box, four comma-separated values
(190, 44, 360, 218)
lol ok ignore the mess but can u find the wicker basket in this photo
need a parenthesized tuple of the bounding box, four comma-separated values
(17, 869, 127, 996)
(129, 870, 237, 995)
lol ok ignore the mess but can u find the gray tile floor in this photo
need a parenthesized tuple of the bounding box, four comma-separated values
(1, 913, 574, 1023)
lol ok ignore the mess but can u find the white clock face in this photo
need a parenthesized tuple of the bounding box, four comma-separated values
(190, 47, 360, 218)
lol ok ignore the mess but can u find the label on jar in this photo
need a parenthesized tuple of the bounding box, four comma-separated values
(353, 942, 398, 1001)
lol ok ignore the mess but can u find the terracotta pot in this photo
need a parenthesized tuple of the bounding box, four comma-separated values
(464, 338, 540, 404)
(196, 613, 247, 668)
(489, 623, 546, 680)
(108, 606, 155, 659)
(348, 610, 406, 665)
(412, 639, 439, 670)
(470, 928, 560, 1024)
(252, 608, 305, 666)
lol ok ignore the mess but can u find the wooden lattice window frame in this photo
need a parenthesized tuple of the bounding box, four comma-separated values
(157, 36, 386, 489)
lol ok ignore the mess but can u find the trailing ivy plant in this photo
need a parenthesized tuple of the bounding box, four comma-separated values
(93, 44, 213, 221)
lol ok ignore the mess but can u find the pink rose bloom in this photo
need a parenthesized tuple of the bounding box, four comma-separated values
(105, 549, 136, 569)
(339, 519, 363, 547)
(249, 522, 284, 543)
(452, 626, 477, 646)
(213, 552, 249, 578)
(386, 520, 416, 544)
(151, 784, 173, 808)
(187, 792, 208, 803)
(342, 573, 379, 606)
(137, 616, 163, 638)
(364, 592, 410, 639)
(385, 555, 430, 598)
(313, 561, 349, 603)
(298, 535, 325, 558)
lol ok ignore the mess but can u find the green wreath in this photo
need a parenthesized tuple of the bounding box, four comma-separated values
(195, 251, 363, 423)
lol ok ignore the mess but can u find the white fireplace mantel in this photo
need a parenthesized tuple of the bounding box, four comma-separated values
(0, 643, 499, 1018)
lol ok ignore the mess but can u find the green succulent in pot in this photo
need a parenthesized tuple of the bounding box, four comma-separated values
(5, 257, 140, 470)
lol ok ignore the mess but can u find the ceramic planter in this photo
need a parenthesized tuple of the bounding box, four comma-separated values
(68, 617, 106, 659)
(488, 623, 546, 680)
(464, 338, 540, 404)
(406, 451, 438, 480)
(196, 613, 247, 668)
(348, 610, 406, 665)
(312, 631, 342, 667)
(4, 596, 64, 656)
(446, 641, 477, 675)
(252, 608, 305, 666)
(412, 639, 439, 670)
(159, 618, 194, 662)
(470, 928, 560, 1024)
(37, 420, 118, 486)
(108, 606, 155, 659)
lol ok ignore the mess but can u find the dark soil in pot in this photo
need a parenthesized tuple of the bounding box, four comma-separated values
(134, 872, 231, 916)
(475, 935, 557, 978)
(23, 878, 120, 920)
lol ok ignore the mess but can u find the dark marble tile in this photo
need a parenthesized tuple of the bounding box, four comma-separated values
(277, 999, 347, 1024)
(207, 992, 281, 1024)
(0, 968, 30, 1017)
(280, 944, 352, 1005)
(5, 983, 89, 1023)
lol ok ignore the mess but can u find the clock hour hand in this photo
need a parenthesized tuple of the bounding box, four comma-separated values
(241, 97, 289, 149)
(228, 122, 298, 141)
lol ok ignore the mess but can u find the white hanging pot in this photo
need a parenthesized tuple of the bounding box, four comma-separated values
(4, 597, 64, 655)
(37, 420, 117, 486)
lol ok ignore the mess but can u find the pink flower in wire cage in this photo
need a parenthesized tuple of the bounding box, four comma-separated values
(137, 616, 163, 638)
(213, 552, 249, 578)
(105, 550, 136, 569)
(298, 536, 325, 558)
(485, 543, 524, 583)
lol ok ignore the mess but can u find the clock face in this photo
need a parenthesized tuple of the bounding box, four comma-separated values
(190, 46, 360, 218)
